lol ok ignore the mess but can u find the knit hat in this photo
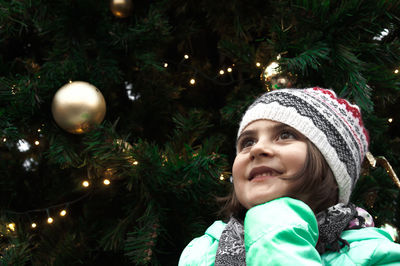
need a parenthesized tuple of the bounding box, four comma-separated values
(237, 87, 369, 204)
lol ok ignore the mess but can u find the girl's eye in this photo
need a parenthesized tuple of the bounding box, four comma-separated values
(239, 138, 256, 150)
(279, 131, 296, 140)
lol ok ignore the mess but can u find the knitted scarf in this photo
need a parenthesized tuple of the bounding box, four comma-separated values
(214, 203, 374, 266)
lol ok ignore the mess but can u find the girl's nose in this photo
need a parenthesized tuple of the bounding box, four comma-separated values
(249, 139, 275, 160)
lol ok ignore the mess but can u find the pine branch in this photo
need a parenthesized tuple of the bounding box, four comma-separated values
(124, 203, 161, 265)
(282, 42, 330, 74)
(45, 134, 82, 168)
(0, 239, 31, 266)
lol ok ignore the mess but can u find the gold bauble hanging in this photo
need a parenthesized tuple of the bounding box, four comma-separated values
(110, 0, 133, 18)
(260, 61, 296, 91)
(51, 81, 106, 134)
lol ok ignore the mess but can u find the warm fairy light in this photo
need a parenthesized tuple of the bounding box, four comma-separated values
(256, 62, 261, 67)
(7, 223, 15, 232)
(31, 223, 37, 228)
(2, 137, 6, 142)
(388, 118, 393, 123)
(219, 174, 225, 181)
(82, 180, 90, 187)
(190, 78, 196, 85)
(37, 128, 41, 132)
(34, 140, 40, 145)
(227, 67, 232, 72)
(163, 63, 168, 68)
(132, 160, 139, 165)
(395, 69, 399, 74)
(60, 210, 67, 216)
(184, 54, 189, 59)
(47, 217, 53, 224)
(68, 80, 72, 83)
(219, 70, 225, 75)
(103, 179, 111, 185)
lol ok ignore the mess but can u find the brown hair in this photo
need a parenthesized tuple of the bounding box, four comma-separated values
(218, 141, 338, 221)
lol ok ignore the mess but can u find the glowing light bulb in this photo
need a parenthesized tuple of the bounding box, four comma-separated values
(8, 223, 15, 231)
(2, 137, 6, 142)
(82, 180, 90, 187)
(60, 210, 67, 216)
(184, 54, 189, 59)
(395, 69, 399, 74)
(190, 79, 196, 85)
(37, 128, 41, 132)
(256, 62, 261, 67)
(388, 118, 393, 123)
(219, 174, 224, 181)
(47, 217, 53, 224)
(219, 70, 225, 75)
(103, 179, 111, 185)
(227, 67, 232, 72)
(34, 140, 40, 145)
(31, 223, 37, 228)
(164, 63, 168, 68)
(132, 160, 139, 165)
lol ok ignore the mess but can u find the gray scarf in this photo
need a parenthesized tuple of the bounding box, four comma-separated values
(215, 202, 373, 265)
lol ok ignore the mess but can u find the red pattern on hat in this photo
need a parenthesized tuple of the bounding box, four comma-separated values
(312, 87, 369, 144)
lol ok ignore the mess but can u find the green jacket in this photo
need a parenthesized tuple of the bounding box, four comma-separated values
(179, 197, 400, 265)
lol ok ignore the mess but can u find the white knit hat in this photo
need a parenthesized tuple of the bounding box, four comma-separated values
(237, 87, 369, 204)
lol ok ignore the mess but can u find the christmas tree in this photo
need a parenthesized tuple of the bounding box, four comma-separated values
(1, 0, 400, 264)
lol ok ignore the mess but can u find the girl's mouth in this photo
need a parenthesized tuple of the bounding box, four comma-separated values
(249, 166, 282, 181)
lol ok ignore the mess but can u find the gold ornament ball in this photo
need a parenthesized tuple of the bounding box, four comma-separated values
(260, 61, 296, 91)
(51, 81, 106, 134)
(110, 0, 133, 18)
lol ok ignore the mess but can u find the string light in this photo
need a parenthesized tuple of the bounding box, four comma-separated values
(184, 54, 189, 59)
(163, 63, 168, 68)
(227, 67, 232, 72)
(103, 179, 111, 185)
(7, 223, 16, 232)
(190, 78, 196, 85)
(2, 137, 6, 142)
(395, 69, 399, 74)
(37, 128, 41, 132)
(4, 190, 91, 230)
(388, 118, 393, 123)
(82, 180, 90, 187)
(256, 62, 261, 67)
(34, 140, 40, 145)
(219, 174, 225, 181)
(132, 160, 139, 165)
(219, 70, 225, 75)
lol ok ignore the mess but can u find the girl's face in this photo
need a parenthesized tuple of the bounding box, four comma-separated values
(232, 119, 308, 209)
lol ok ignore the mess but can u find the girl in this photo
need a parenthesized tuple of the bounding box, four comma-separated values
(179, 87, 400, 265)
